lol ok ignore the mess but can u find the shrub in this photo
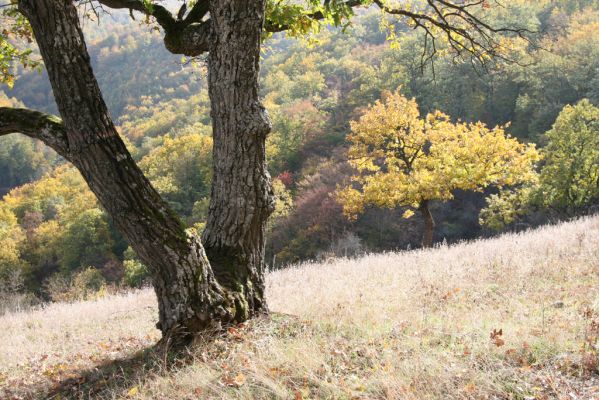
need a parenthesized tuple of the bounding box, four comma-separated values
(123, 259, 149, 288)
(0, 269, 37, 315)
(72, 267, 106, 299)
(44, 267, 107, 302)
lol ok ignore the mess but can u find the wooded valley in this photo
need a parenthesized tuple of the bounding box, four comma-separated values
(1, 0, 598, 305)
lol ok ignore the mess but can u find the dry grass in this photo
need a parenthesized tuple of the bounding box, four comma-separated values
(1, 217, 598, 399)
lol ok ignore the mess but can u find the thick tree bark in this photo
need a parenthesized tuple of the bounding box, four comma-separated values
(16, 0, 239, 342)
(419, 200, 435, 248)
(203, 0, 275, 319)
(0, 108, 68, 156)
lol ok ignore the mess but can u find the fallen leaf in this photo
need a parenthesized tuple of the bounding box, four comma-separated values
(222, 373, 247, 388)
(127, 386, 139, 397)
(490, 329, 505, 347)
(464, 382, 476, 393)
(233, 373, 246, 387)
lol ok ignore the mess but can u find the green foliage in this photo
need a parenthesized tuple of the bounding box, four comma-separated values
(0, 6, 39, 88)
(481, 99, 599, 229)
(479, 186, 536, 231)
(538, 99, 599, 211)
(123, 247, 149, 288)
(139, 133, 213, 221)
(123, 259, 149, 288)
(0, 135, 55, 195)
(71, 267, 106, 297)
(265, 0, 357, 38)
(266, 100, 327, 175)
(60, 208, 114, 273)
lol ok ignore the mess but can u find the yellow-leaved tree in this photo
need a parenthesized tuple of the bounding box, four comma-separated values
(336, 91, 540, 247)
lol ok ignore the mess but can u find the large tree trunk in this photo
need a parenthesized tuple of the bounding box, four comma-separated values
(17, 0, 240, 342)
(419, 200, 435, 248)
(203, 0, 275, 319)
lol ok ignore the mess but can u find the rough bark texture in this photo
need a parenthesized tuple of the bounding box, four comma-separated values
(16, 0, 237, 341)
(0, 107, 68, 156)
(203, 0, 275, 320)
(419, 200, 435, 248)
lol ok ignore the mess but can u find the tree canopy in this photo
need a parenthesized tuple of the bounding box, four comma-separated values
(481, 99, 599, 229)
(337, 91, 539, 245)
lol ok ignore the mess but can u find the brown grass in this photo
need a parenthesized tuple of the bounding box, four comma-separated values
(1, 216, 598, 399)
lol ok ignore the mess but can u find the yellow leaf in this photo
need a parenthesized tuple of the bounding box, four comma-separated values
(127, 386, 139, 397)
(233, 373, 247, 387)
(464, 383, 476, 393)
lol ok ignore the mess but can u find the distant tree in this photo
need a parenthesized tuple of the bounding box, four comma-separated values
(60, 208, 114, 273)
(139, 134, 213, 221)
(0, 166, 114, 289)
(0, 206, 27, 286)
(268, 178, 294, 231)
(0, 136, 45, 194)
(481, 99, 599, 228)
(268, 155, 353, 265)
(511, 11, 599, 139)
(537, 99, 599, 212)
(337, 91, 539, 247)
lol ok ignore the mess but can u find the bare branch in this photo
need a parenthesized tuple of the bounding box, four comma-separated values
(372, 0, 534, 68)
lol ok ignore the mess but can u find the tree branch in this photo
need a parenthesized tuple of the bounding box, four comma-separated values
(0, 107, 70, 159)
(372, 0, 533, 66)
(183, 0, 209, 24)
(94, 0, 210, 56)
(163, 20, 211, 56)
(94, 0, 176, 29)
(93, 0, 532, 62)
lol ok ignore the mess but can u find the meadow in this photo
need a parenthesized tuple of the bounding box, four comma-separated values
(1, 216, 598, 399)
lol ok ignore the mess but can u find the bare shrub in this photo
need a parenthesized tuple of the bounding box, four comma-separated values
(43, 267, 108, 302)
(0, 269, 37, 315)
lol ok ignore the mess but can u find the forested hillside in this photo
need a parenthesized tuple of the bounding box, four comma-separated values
(1, 0, 598, 301)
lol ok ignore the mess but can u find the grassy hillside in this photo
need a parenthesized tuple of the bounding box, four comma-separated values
(1, 217, 598, 399)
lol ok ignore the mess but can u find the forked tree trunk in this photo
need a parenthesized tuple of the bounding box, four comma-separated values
(203, 0, 275, 319)
(16, 0, 270, 342)
(419, 200, 435, 248)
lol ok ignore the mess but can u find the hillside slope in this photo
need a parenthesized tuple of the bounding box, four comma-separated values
(1, 217, 598, 399)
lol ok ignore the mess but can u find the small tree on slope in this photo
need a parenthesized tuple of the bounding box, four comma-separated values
(337, 91, 540, 247)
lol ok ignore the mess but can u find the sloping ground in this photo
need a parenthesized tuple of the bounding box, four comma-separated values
(1, 217, 598, 399)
